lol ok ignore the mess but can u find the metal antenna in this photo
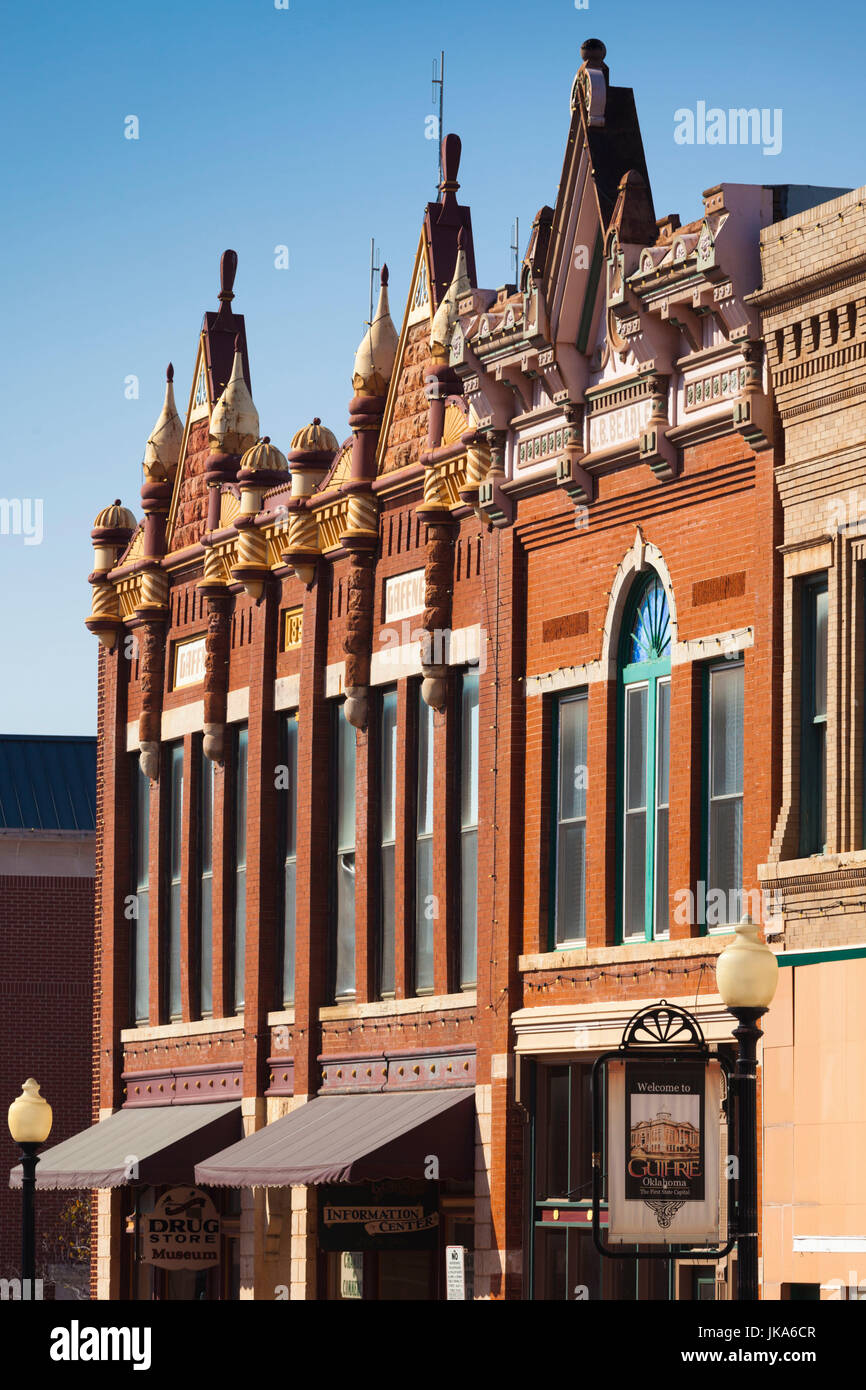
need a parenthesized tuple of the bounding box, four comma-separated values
(510, 217, 520, 286)
(432, 50, 445, 188)
(368, 238, 380, 326)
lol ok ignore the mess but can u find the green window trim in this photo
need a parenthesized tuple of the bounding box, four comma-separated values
(616, 574, 671, 943)
(550, 690, 589, 949)
(700, 659, 745, 935)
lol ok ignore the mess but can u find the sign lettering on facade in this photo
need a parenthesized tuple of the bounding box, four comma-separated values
(588, 398, 652, 452)
(284, 607, 303, 650)
(173, 636, 207, 690)
(607, 1059, 722, 1246)
(384, 569, 426, 624)
(141, 1187, 221, 1266)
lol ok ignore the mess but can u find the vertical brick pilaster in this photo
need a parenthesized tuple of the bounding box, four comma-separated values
(394, 679, 413, 999)
(587, 677, 616, 948)
(354, 723, 375, 1002)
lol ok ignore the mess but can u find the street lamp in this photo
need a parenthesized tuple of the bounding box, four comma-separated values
(8, 1079, 53, 1290)
(716, 916, 779, 1302)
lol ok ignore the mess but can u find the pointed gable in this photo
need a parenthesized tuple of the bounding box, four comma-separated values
(378, 137, 477, 476)
(166, 252, 253, 553)
(541, 40, 654, 353)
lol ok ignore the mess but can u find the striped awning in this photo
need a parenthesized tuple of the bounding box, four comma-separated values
(195, 1090, 475, 1188)
(9, 1102, 242, 1190)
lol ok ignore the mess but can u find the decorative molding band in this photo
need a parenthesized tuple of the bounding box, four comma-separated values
(318, 1044, 476, 1093)
(122, 1061, 243, 1106)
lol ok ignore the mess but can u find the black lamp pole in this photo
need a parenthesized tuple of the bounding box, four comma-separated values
(731, 1006, 767, 1302)
(18, 1141, 40, 1289)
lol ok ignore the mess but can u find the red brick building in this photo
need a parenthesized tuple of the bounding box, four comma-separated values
(1, 735, 95, 1298)
(30, 39, 849, 1300)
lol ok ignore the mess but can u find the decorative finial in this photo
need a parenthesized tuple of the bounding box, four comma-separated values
(457, 227, 465, 250)
(220, 250, 238, 303)
(262, 436, 270, 444)
(581, 38, 607, 64)
(381, 264, 389, 287)
(114, 498, 121, 506)
(440, 133, 461, 195)
(166, 362, 174, 382)
(313, 417, 321, 425)
(234, 332, 243, 354)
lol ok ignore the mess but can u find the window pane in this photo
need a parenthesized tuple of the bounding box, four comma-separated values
(284, 717, 298, 858)
(381, 691, 397, 844)
(380, 843, 396, 997)
(460, 828, 478, 988)
(336, 709, 356, 852)
(814, 588, 828, 720)
(711, 666, 744, 798)
(134, 888, 149, 1024)
(334, 706, 356, 999)
(282, 714, 298, 1005)
(199, 876, 213, 1017)
(654, 680, 670, 936)
(168, 746, 183, 1019)
(544, 1068, 571, 1199)
(624, 809, 646, 938)
(132, 758, 150, 1025)
(710, 799, 743, 917)
(556, 820, 586, 945)
(559, 695, 587, 823)
(460, 672, 479, 828)
(415, 836, 434, 993)
(417, 693, 435, 836)
(626, 686, 647, 811)
(233, 728, 248, 1013)
(282, 859, 296, 1005)
(335, 852, 356, 999)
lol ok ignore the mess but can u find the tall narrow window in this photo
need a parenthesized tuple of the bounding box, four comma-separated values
(554, 691, 587, 947)
(280, 713, 298, 1006)
(379, 689, 397, 998)
(801, 580, 828, 855)
(131, 756, 150, 1025)
(707, 663, 744, 927)
(459, 671, 479, 986)
(199, 746, 214, 1016)
(166, 743, 184, 1019)
(415, 688, 435, 994)
(333, 703, 356, 1000)
(619, 575, 671, 941)
(232, 726, 248, 1013)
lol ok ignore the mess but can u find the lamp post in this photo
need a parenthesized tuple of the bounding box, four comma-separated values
(8, 1078, 53, 1290)
(716, 916, 779, 1302)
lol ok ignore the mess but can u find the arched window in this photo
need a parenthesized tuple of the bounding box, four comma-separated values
(618, 574, 671, 940)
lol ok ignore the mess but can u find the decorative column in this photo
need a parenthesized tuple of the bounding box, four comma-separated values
(282, 419, 338, 586)
(342, 266, 398, 728)
(85, 502, 136, 649)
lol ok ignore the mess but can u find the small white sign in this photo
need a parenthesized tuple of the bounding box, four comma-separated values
(445, 1245, 473, 1301)
(384, 568, 426, 624)
(340, 1251, 363, 1300)
(174, 636, 207, 689)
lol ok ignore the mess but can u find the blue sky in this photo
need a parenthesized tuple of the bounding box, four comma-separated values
(2, 0, 864, 735)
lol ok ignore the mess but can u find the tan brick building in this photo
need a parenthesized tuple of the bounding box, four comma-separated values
(756, 187, 866, 1299)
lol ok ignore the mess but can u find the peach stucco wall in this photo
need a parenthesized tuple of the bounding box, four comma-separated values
(762, 957, 866, 1298)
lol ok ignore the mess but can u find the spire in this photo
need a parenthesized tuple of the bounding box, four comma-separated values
(209, 333, 259, 455)
(430, 226, 471, 361)
(143, 364, 183, 483)
(352, 265, 398, 396)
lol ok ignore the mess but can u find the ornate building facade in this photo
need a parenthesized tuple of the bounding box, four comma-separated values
(34, 39, 855, 1300)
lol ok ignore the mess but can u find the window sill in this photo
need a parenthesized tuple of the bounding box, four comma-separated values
(520, 937, 725, 973)
(319, 991, 477, 1021)
(120, 1014, 245, 1042)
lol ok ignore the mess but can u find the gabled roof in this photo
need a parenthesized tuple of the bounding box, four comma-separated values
(0, 735, 96, 832)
